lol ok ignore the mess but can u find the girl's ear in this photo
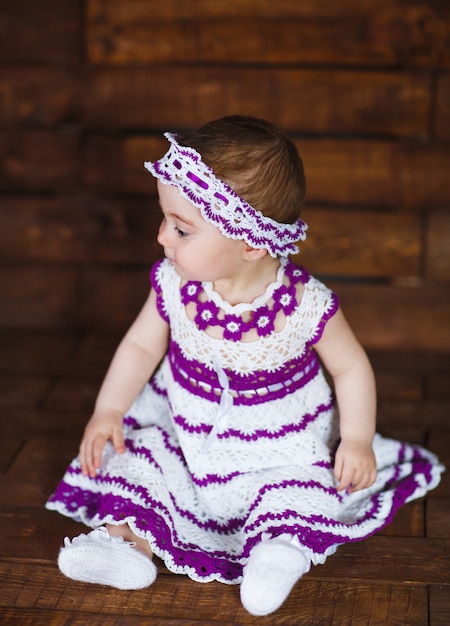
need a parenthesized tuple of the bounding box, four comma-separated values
(242, 245, 268, 261)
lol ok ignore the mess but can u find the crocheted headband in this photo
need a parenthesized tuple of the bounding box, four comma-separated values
(144, 133, 307, 258)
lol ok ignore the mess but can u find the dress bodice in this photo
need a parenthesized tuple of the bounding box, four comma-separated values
(151, 258, 339, 376)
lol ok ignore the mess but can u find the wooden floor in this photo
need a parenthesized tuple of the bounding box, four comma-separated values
(0, 330, 449, 625)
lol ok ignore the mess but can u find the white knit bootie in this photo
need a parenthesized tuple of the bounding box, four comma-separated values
(240, 535, 311, 616)
(58, 526, 157, 590)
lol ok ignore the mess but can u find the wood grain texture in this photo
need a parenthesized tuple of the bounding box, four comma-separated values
(435, 72, 450, 140)
(82, 68, 432, 138)
(87, 0, 450, 67)
(0, 0, 80, 63)
(0, 131, 78, 191)
(426, 210, 450, 280)
(0, 69, 82, 127)
(0, 563, 431, 625)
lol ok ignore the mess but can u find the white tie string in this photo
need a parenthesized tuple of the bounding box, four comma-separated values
(202, 359, 234, 454)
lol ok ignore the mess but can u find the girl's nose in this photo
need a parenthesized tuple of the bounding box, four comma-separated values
(157, 219, 171, 248)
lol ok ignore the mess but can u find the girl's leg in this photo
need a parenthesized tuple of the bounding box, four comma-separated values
(58, 523, 157, 589)
(240, 535, 311, 616)
(106, 523, 154, 558)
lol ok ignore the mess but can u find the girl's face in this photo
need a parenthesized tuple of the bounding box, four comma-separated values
(156, 181, 246, 283)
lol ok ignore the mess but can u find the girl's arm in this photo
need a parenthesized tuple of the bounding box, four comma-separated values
(314, 307, 377, 493)
(80, 287, 170, 477)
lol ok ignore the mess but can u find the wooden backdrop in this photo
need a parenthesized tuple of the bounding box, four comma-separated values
(1, 0, 449, 351)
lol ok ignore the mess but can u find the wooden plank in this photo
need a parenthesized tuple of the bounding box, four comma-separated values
(83, 134, 159, 192)
(0, 197, 162, 265)
(373, 370, 423, 401)
(0, 508, 84, 562)
(68, 333, 120, 378)
(368, 348, 450, 376)
(0, 560, 430, 625)
(0, 474, 56, 509)
(79, 267, 150, 332)
(310, 583, 428, 626)
(83, 68, 431, 138)
(426, 210, 450, 281)
(5, 436, 82, 483)
(298, 208, 421, 278)
(427, 498, 450, 538)
(0, 413, 87, 506)
(0, 331, 80, 377)
(0, 131, 78, 192)
(358, 347, 450, 402)
(0, 407, 87, 436)
(435, 72, 450, 140)
(377, 400, 450, 430)
(0, 441, 81, 508)
(0, 584, 430, 625)
(427, 431, 450, 498)
(309, 536, 450, 585)
(1, 609, 236, 626)
(0, 433, 23, 474)
(87, 0, 450, 68)
(0, 69, 81, 127)
(300, 139, 450, 210)
(429, 584, 450, 626)
(43, 378, 99, 412)
(335, 283, 450, 351)
(86, 0, 449, 21)
(0, 374, 50, 410)
(88, 136, 450, 211)
(0, 267, 79, 329)
(0, 0, 80, 63)
(377, 500, 424, 538)
(428, 373, 450, 399)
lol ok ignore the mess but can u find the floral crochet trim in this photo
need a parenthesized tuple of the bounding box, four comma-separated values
(180, 260, 308, 341)
(145, 133, 307, 258)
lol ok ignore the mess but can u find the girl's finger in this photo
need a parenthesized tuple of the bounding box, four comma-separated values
(112, 428, 125, 455)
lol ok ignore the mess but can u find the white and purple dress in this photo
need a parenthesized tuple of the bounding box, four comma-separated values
(46, 258, 444, 584)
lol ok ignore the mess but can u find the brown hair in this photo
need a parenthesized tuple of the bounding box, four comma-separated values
(177, 116, 306, 224)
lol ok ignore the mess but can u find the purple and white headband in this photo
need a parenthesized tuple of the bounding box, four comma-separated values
(144, 133, 307, 258)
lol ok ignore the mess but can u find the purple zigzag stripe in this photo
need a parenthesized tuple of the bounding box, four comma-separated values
(122, 419, 259, 487)
(63, 469, 245, 534)
(313, 460, 332, 469)
(191, 471, 243, 487)
(125, 431, 185, 464)
(144, 375, 169, 397)
(173, 399, 334, 440)
(246, 478, 343, 519)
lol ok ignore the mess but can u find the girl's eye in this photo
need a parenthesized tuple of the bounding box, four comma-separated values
(175, 227, 189, 238)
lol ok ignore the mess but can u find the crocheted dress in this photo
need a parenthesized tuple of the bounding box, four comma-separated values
(46, 258, 444, 584)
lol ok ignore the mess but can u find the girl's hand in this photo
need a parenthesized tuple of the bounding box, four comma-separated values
(79, 409, 125, 478)
(334, 439, 377, 493)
